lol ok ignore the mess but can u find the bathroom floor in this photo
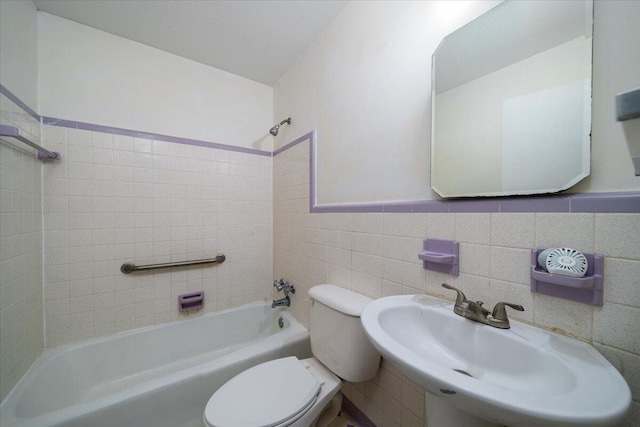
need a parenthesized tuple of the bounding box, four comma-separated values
(328, 410, 363, 427)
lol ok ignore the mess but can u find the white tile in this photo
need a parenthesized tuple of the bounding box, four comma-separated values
(133, 138, 152, 153)
(425, 270, 457, 298)
(45, 299, 69, 318)
(459, 243, 490, 277)
(46, 315, 70, 335)
(489, 280, 534, 323)
(536, 213, 594, 252)
(383, 235, 404, 261)
(595, 214, 640, 260)
(69, 311, 93, 331)
(402, 261, 426, 291)
(453, 274, 490, 306)
(402, 214, 427, 238)
(383, 213, 404, 236)
(490, 247, 530, 285)
(455, 213, 490, 244)
(426, 213, 455, 240)
(603, 258, 640, 307)
(401, 381, 425, 420)
(91, 148, 113, 165)
(401, 237, 423, 263)
(91, 164, 113, 181)
(594, 344, 640, 401)
(112, 135, 133, 152)
(351, 272, 382, 299)
(491, 213, 535, 249)
(593, 302, 640, 354)
(383, 258, 403, 284)
(91, 132, 113, 149)
(534, 294, 592, 340)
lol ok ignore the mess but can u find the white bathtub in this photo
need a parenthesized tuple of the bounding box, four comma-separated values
(0, 302, 312, 427)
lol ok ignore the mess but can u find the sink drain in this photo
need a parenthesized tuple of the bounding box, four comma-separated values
(453, 369, 473, 377)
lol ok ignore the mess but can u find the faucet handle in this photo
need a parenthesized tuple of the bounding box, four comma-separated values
(282, 282, 295, 295)
(273, 279, 284, 292)
(441, 283, 467, 306)
(491, 302, 524, 320)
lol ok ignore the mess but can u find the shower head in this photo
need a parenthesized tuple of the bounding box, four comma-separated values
(269, 118, 291, 136)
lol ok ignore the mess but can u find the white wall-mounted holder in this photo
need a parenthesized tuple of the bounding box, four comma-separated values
(419, 239, 459, 276)
(617, 87, 640, 121)
(530, 248, 604, 306)
(616, 87, 640, 176)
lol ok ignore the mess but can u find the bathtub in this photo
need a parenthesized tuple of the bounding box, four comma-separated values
(0, 302, 312, 427)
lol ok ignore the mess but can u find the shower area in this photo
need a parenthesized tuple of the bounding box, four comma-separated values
(0, 84, 277, 399)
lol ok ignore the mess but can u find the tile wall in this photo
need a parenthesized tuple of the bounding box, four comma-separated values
(40, 124, 273, 346)
(273, 140, 640, 427)
(0, 93, 44, 400)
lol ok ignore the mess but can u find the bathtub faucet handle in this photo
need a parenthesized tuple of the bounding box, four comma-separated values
(282, 282, 295, 296)
(274, 279, 295, 296)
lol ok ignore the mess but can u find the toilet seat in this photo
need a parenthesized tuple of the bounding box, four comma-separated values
(203, 357, 322, 427)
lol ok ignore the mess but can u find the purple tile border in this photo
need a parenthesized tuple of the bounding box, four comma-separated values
(0, 84, 39, 122)
(3, 83, 639, 213)
(273, 131, 314, 156)
(450, 199, 500, 213)
(412, 199, 450, 213)
(499, 195, 570, 213)
(273, 132, 640, 214)
(309, 131, 316, 213)
(571, 191, 640, 213)
(42, 116, 272, 157)
(342, 395, 377, 427)
(3, 83, 271, 157)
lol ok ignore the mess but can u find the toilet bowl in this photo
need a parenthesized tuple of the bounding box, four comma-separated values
(203, 285, 381, 427)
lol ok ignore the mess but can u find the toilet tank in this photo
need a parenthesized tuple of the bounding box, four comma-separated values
(308, 285, 381, 382)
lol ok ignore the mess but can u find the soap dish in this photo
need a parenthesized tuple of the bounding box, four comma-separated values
(530, 249, 603, 306)
(418, 239, 459, 276)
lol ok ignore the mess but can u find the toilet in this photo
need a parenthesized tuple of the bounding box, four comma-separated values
(203, 284, 381, 427)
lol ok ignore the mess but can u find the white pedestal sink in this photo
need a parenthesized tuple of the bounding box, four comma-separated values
(360, 294, 631, 427)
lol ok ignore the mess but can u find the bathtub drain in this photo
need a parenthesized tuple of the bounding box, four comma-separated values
(278, 317, 284, 328)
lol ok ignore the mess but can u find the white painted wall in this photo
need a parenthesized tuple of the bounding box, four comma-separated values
(0, 0, 38, 109)
(275, 0, 639, 204)
(37, 12, 274, 151)
(274, 1, 501, 205)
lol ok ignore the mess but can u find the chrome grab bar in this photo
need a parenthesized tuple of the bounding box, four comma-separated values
(120, 254, 225, 274)
(0, 124, 60, 160)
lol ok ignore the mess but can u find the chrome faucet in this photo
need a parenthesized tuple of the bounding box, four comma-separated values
(272, 279, 295, 308)
(271, 295, 291, 308)
(441, 283, 523, 329)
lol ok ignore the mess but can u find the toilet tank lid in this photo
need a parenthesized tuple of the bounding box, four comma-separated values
(308, 285, 373, 317)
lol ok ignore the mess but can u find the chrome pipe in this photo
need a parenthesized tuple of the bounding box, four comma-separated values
(120, 254, 225, 274)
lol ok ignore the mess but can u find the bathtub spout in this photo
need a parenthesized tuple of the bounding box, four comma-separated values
(272, 295, 291, 308)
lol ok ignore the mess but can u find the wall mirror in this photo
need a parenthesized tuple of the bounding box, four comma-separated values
(431, 0, 592, 198)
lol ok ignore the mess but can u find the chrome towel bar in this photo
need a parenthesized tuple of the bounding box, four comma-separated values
(120, 254, 225, 274)
(0, 124, 60, 160)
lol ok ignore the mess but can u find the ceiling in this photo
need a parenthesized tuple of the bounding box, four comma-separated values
(33, 0, 348, 86)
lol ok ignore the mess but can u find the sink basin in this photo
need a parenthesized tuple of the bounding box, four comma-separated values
(361, 294, 631, 427)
